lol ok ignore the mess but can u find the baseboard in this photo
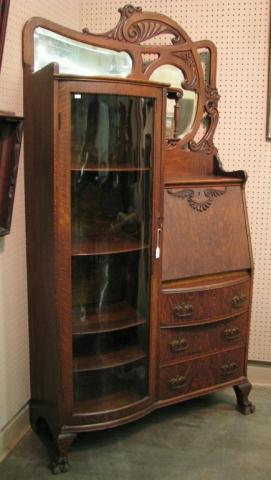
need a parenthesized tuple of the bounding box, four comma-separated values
(0, 403, 30, 463)
(248, 362, 271, 387)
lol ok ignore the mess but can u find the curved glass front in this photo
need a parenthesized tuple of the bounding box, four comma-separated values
(71, 93, 154, 413)
(34, 27, 132, 77)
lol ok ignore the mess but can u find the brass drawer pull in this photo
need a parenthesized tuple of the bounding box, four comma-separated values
(168, 375, 187, 390)
(221, 361, 238, 375)
(223, 327, 240, 340)
(169, 338, 188, 353)
(232, 294, 247, 309)
(172, 302, 193, 318)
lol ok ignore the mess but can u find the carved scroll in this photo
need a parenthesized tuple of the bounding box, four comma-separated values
(173, 51, 199, 91)
(189, 85, 220, 155)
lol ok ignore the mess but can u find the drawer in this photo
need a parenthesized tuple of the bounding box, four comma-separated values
(160, 280, 250, 326)
(159, 347, 246, 400)
(160, 313, 248, 364)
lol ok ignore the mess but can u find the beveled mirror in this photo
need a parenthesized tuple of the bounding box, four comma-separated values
(34, 27, 132, 77)
(150, 64, 198, 139)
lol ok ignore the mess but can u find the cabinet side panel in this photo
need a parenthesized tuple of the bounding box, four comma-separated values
(24, 64, 60, 430)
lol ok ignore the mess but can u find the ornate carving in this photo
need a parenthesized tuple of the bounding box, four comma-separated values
(85, 4, 186, 44)
(173, 51, 199, 91)
(189, 85, 220, 154)
(167, 188, 227, 212)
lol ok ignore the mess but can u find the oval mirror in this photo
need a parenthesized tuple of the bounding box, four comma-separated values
(34, 27, 132, 77)
(150, 64, 198, 139)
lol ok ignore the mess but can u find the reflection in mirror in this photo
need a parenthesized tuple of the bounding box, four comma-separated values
(34, 27, 132, 77)
(198, 48, 210, 85)
(150, 64, 197, 138)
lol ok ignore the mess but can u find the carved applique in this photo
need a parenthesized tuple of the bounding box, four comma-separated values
(166, 188, 227, 212)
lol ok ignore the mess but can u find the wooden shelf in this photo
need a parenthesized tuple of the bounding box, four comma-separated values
(74, 387, 143, 413)
(72, 234, 148, 256)
(74, 344, 146, 372)
(71, 164, 150, 172)
(73, 302, 146, 335)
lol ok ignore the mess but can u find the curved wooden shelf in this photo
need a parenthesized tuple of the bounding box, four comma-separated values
(74, 387, 143, 414)
(72, 302, 146, 335)
(73, 344, 146, 372)
(72, 234, 148, 256)
(71, 165, 150, 172)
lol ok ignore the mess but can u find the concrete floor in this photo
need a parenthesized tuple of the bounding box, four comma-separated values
(0, 386, 270, 479)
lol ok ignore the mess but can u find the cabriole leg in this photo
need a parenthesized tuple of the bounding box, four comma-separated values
(233, 379, 255, 415)
(50, 432, 77, 475)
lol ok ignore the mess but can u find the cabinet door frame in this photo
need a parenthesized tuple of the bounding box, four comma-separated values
(56, 78, 165, 426)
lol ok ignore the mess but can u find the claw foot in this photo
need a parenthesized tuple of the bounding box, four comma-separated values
(50, 457, 70, 474)
(233, 379, 255, 415)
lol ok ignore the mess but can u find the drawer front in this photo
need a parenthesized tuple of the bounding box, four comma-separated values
(160, 281, 250, 326)
(159, 347, 246, 400)
(160, 314, 248, 364)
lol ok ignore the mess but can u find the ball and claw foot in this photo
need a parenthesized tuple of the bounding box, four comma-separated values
(50, 457, 70, 474)
(233, 380, 255, 415)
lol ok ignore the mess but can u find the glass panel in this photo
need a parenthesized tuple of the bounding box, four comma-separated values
(34, 27, 132, 77)
(150, 64, 198, 138)
(71, 93, 154, 413)
(71, 94, 153, 169)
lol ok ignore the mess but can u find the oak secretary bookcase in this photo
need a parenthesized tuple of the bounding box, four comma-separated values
(23, 5, 255, 474)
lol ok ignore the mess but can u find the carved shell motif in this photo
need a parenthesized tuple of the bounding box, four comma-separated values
(103, 4, 185, 44)
(167, 188, 227, 212)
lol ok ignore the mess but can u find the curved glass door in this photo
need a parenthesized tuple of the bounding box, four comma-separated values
(71, 93, 154, 413)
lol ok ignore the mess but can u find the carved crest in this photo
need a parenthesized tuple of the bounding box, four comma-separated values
(91, 4, 186, 44)
(167, 188, 227, 212)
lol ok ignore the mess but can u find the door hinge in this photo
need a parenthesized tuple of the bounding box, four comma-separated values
(58, 112, 61, 129)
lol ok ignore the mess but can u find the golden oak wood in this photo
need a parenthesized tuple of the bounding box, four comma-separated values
(23, 5, 255, 472)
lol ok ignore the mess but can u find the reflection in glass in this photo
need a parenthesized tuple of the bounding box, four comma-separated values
(71, 93, 154, 413)
(71, 94, 153, 168)
(198, 49, 210, 85)
(34, 27, 132, 77)
(150, 64, 197, 138)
